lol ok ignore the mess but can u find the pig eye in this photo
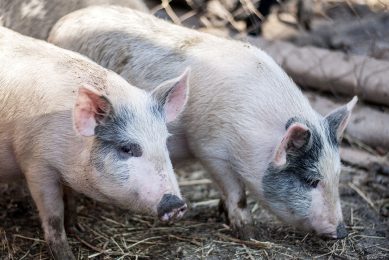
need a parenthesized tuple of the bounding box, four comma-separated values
(118, 143, 142, 159)
(311, 180, 320, 188)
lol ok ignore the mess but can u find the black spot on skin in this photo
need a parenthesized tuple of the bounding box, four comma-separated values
(94, 105, 135, 144)
(48, 217, 63, 240)
(90, 104, 165, 181)
(44, 214, 74, 257)
(90, 105, 136, 179)
(263, 117, 324, 218)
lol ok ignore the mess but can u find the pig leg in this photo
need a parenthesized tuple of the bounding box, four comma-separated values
(201, 159, 255, 240)
(25, 168, 75, 260)
(63, 186, 77, 233)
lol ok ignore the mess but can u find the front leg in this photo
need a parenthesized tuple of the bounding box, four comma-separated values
(63, 186, 77, 233)
(25, 167, 75, 260)
(201, 158, 255, 240)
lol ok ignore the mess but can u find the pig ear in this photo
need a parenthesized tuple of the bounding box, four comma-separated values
(325, 96, 357, 142)
(152, 68, 190, 123)
(273, 123, 311, 166)
(73, 85, 112, 137)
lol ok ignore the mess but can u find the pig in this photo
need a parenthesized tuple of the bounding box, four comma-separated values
(49, 5, 357, 240)
(0, 0, 149, 40)
(0, 26, 189, 259)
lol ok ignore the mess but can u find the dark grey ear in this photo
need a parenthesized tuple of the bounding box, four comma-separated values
(325, 96, 357, 144)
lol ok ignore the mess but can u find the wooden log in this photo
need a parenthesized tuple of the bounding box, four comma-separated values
(340, 146, 389, 170)
(246, 37, 389, 107)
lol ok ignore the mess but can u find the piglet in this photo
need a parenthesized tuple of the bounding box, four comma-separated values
(0, 27, 189, 259)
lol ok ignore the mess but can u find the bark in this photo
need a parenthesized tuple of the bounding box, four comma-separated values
(247, 37, 389, 107)
(340, 146, 389, 170)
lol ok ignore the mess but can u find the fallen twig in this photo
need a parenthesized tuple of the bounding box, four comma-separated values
(179, 179, 212, 186)
(191, 199, 220, 208)
(75, 233, 150, 259)
(348, 183, 378, 212)
(215, 233, 272, 249)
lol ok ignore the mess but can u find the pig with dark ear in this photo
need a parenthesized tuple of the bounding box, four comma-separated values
(266, 97, 357, 238)
(0, 27, 189, 259)
(49, 6, 357, 240)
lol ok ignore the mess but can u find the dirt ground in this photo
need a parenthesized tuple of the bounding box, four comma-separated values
(0, 0, 388, 259)
(1, 159, 388, 259)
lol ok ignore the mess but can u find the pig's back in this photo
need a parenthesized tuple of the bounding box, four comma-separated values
(0, 27, 102, 181)
(0, 0, 149, 40)
(0, 26, 104, 120)
(50, 6, 313, 121)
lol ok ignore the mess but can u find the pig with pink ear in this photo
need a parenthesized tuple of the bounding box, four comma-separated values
(0, 27, 189, 259)
(49, 6, 357, 240)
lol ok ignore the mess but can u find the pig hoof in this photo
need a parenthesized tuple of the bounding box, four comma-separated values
(48, 241, 76, 260)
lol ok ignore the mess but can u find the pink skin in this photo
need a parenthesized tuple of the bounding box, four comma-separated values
(163, 68, 190, 122)
(307, 183, 342, 238)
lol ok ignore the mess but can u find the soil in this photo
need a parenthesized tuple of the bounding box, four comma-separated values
(1, 160, 388, 259)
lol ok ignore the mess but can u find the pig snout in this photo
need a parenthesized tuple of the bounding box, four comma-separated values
(157, 194, 187, 222)
(335, 223, 348, 239)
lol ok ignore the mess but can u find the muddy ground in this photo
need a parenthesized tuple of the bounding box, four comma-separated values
(1, 0, 388, 259)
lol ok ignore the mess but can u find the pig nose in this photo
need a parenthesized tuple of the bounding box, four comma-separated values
(336, 223, 348, 239)
(157, 194, 187, 222)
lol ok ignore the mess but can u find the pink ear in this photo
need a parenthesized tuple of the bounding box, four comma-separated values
(152, 68, 190, 123)
(73, 85, 111, 137)
(165, 69, 190, 122)
(274, 123, 311, 166)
